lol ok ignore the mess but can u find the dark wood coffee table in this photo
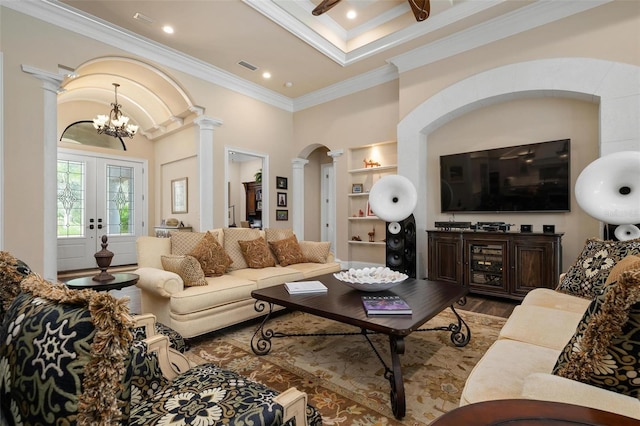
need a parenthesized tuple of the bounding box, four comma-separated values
(65, 272, 139, 292)
(251, 273, 470, 419)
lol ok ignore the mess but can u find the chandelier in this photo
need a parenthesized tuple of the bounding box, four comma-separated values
(93, 83, 138, 139)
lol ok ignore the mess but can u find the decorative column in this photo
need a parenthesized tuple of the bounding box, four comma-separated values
(326, 150, 343, 259)
(291, 158, 309, 239)
(21, 65, 64, 281)
(194, 116, 223, 231)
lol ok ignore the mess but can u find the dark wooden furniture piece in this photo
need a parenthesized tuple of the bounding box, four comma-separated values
(242, 181, 262, 223)
(251, 273, 469, 419)
(65, 272, 139, 292)
(427, 230, 563, 300)
(429, 399, 638, 425)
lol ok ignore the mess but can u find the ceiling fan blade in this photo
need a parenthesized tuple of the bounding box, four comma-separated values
(312, 0, 343, 16)
(408, 0, 430, 22)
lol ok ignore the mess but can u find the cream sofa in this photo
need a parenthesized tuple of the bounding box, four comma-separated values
(460, 253, 640, 419)
(135, 228, 341, 338)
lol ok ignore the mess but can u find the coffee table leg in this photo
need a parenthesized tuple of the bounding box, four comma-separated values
(387, 335, 406, 419)
(449, 305, 471, 347)
(251, 300, 274, 355)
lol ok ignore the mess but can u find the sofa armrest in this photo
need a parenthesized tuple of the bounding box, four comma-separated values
(135, 267, 184, 297)
(145, 334, 193, 380)
(273, 387, 309, 426)
(523, 373, 640, 419)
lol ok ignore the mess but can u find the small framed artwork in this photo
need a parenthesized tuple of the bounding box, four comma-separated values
(257, 201, 263, 211)
(277, 192, 287, 207)
(366, 201, 376, 217)
(352, 183, 363, 194)
(276, 176, 288, 190)
(276, 209, 288, 221)
(171, 177, 188, 214)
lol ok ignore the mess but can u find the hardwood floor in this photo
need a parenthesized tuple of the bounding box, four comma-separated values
(457, 294, 518, 318)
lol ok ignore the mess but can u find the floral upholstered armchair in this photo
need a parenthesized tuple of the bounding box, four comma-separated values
(0, 273, 321, 425)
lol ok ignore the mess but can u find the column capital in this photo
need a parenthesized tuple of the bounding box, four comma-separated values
(194, 115, 223, 130)
(291, 158, 309, 169)
(327, 149, 344, 159)
(21, 65, 64, 94)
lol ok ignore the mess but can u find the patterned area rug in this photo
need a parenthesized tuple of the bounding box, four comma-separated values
(186, 308, 505, 425)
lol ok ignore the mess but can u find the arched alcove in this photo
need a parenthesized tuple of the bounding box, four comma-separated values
(397, 58, 640, 276)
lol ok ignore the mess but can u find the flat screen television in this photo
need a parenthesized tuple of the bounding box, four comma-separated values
(440, 139, 570, 213)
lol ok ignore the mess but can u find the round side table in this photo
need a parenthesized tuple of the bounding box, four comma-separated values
(429, 399, 638, 425)
(65, 272, 139, 292)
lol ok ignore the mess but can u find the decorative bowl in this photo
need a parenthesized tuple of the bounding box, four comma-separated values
(333, 267, 408, 292)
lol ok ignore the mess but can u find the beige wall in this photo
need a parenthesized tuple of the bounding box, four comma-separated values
(427, 97, 599, 270)
(2, 2, 639, 274)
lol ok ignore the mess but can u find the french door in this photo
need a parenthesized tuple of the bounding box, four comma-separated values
(57, 151, 145, 271)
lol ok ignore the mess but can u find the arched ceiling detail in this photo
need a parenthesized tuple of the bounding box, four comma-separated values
(58, 56, 204, 140)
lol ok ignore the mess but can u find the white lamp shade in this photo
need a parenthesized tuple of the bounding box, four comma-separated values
(575, 151, 640, 225)
(368, 175, 418, 222)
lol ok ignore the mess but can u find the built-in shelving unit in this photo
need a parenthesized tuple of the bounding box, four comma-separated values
(347, 141, 397, 267)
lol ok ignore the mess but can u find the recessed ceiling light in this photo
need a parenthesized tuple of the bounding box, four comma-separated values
(284, 82, 293, 88)
(346, 10, 357, 19)
(162, 25, 174, 34)
(262, 72, 271, 79)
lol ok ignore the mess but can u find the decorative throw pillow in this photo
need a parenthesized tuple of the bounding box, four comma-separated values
(556, 237, 640, 299)
(0, 251, 31, 319)
(0, 274, 133, 424)
(299, 241, 331, 263)
(238, 237, 276, 269)
(552, 267, 640, 398)
(604, 255, 640, 286)
(223, 228, 262, 270)
(264, 228, 295, 264)
(269, 235, 306, 267)
(170, 232, 206, 255)
(161, 255, 207, 287)
(188, 231, 232, 276)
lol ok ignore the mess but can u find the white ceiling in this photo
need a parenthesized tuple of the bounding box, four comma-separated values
(7, 0, 611, 112)
(51, 0, 538, 99)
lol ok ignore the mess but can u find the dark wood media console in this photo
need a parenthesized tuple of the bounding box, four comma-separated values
(427, 230, 563, 300)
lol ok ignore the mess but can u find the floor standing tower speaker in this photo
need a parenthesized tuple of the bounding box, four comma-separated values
(386, 214, 416, 278)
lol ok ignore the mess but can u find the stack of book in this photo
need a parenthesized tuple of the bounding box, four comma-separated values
(361, 295, 412, 315)
(284, 280, 328, 294)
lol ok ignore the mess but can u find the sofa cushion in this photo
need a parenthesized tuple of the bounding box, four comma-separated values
(269, 235, 306, 267)
(459, 339, 560, 406)
(286, 261, 341, 279)
(556, 237, 640, 299)
(520, 288, 592, 314)
(223, 228, 262, 271)
(161, 255, 207, 287)
(499, 305, 585, 350)
(169, 275, 257, 314)
(228, 266, 303, 289)
(0, 275, 133, 424)
(189, 231, 233, 276)
(553, 266, 640, 398)
(238, 237, 276, 268)
(299, 241, 331, 263)
(136, 236, 171, 269)
(170, 231, 207, 255)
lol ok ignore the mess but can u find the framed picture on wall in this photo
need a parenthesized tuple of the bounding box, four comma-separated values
(276, 209, 288, 221)
(276, 176, 288, 190)
(171, 177, 188, 214)
(277, 192, 287, 207)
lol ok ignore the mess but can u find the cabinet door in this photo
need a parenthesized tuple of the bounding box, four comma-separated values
(511, 236, 560, 297)
(464, 238, 509, 296)
(427, 232, 462, 284)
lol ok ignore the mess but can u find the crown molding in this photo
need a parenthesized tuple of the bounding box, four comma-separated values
(389, 0, 613, 73)
(293, 64, 398, 112)
(4, 0, 294, 112)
